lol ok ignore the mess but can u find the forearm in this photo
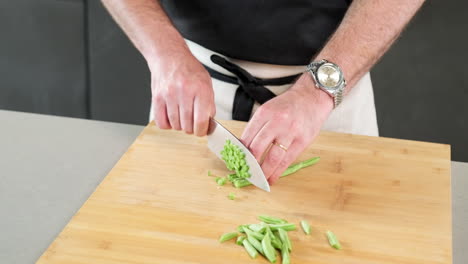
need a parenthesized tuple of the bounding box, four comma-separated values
(315, 0, 425, 90)
(101, 0, 188, 65)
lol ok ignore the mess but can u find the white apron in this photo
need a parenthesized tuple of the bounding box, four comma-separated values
(151, 39, 379, 137)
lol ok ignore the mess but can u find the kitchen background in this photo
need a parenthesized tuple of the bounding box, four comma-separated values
(0, 0, 467, 161)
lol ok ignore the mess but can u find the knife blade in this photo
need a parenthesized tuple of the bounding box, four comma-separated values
(207, 118, 270, 192)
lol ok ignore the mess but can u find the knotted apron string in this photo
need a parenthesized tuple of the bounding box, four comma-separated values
(203, 54, 301, 121)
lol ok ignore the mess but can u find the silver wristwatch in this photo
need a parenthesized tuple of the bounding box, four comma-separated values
(306, 59, 346, 108)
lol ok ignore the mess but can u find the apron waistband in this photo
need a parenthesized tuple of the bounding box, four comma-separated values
(205, 55, 301, 121)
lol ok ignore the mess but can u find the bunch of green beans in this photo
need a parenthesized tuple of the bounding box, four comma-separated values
(219, 215, 296, 264)
(221, 140, 251, 186)
(219, 215, 341, 263)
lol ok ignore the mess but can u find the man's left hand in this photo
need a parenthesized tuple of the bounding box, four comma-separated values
(241, 73, 333, 185)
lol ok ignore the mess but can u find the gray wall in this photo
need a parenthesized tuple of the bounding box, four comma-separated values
(371, 1, 468, 162)
(0, 1, 467, 161)
(0, 0, 87, 118)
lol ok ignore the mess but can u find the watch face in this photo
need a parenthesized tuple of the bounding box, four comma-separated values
(316, 63, 342, 89)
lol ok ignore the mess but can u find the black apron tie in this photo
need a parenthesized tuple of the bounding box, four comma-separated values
(204, 54, 301, 121)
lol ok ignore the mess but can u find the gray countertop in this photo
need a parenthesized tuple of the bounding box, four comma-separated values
(0, 110, 466, 264)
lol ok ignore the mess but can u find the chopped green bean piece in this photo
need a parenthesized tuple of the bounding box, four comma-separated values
(273, 231, 284, 249)
(326, 230, 342, 250)
(243, 227, 265, 241)
(271, 238, 282, 250)
(265, 226, 276, 240)
(277, 228, 292, 252)
(261, 232, 277, 263)
(281, 243, 290, 264)
(227, 173, 238, 182)
(281, 157, 320, 177)
(300, 220, 311, 235)
(216, 177, 227, 186)
(219, 232, 238, 243)
(259, 215, 288, 224)
(228, 192, 236, 200)
(236, 235, 246, 245)
(242, 239, 259, 258)
(208, 170, 212, 176)
(249, 223, 266, 233)
(233, 179, 251, 188)
(237, 225, 248, 233)
(247, 236, 264, 255)
(268, 223, 297, 231)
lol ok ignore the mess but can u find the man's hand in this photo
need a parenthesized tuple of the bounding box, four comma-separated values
(149, 51, 215, 136)
(241, 74, 333, 185)
(101, 0, 215, 136)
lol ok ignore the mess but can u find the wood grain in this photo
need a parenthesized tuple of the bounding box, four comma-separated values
(37, 121, 452, 264)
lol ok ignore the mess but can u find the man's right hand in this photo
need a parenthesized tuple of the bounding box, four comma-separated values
(149, 50, 215, 136)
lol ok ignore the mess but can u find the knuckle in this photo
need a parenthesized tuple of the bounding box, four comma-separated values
(153, 94, 165, 104)
(255, 107, 268, 119)
(165, 86, 177, 99)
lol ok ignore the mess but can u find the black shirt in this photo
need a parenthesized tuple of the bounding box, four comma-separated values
(161, 0, 350, 65)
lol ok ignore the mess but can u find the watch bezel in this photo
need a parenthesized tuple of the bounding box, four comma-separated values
(308, 60, 346, 97)
(316, 63, 344, 90)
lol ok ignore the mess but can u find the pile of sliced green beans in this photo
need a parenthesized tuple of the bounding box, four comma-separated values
(219, 140, 320, 188)
(221, 140, 250, 178)
(219, 216, 341, 263)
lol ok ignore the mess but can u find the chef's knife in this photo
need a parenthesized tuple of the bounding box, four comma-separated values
(207, 118, 270, 192)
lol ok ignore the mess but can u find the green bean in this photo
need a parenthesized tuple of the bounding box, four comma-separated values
(219, 232, 238, 243)
(228, 192, 236, 200)
(277, 228, 292, 252)
(243, 227, 265, 241)
(282, 157, 320, 177)
(242, 239, 259, 258)
(249, 223, 266, 233)
(247, 236, 264, 255)
(271, 238, 282, 250)
(265, 226, 275, 240)
(300, 220, 311, 235)
(268, 223, 297, 231)
(259, 215, 288, 224)
(273, 231, 284, 249)
(261, 232, 277, 263)
(237, 224, 248, 233)
(236, 235, 246, 245)
(326, 230, 342, 250)
(233, 179, 251, 188)
(215, 177, 227, 186)
(281, 243, 290, 264)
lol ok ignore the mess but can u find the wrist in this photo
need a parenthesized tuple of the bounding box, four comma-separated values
(291, 73, 334, 116)
(143, 26, 191, 68)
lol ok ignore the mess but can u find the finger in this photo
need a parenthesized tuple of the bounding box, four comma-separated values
(193, 96, 210, 136)
(180, 98, 194, 134)
(248, 121, 275, 162)
(153, 98, 171, 129)
(261, 133, 295, 181)
(268, 139, 305, 185)
(240, 108, 269, 147)
(166, 101, 182, 130)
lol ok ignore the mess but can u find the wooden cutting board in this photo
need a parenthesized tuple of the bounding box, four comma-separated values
(37, 121, 452, 264)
